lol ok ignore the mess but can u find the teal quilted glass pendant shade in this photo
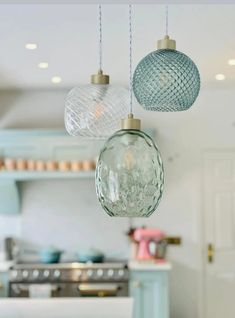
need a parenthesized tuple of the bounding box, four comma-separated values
(133, 35, 200, 111)
(95, 114, 164, 217)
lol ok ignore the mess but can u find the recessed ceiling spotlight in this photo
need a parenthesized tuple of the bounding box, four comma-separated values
(25, 43, 37, 50)
(215, 74, 226, 81)
(38, 62, 49, 69)
(228, 59, 235, 66)
(51, 76, 62, 84)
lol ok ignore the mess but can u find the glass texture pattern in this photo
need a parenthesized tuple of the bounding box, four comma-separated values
(95, 129, 164, 217)
(133, 49, 200, 111)
(65, 84, 129, 138)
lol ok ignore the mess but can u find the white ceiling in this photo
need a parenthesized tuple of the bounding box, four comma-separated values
(0, 4, 234, 89)
(0, 1, 234, 4)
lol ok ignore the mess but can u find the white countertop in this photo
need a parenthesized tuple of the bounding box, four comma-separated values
(0, 298, 133, 318)
(128, 260, 172, 271)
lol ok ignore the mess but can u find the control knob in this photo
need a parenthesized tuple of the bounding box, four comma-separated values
(53, 270, 61, 278)
(107, 269, 114, 278)
(77, 269, 82, 278)
(32, 270, 39, 278)
(87, 269, 93, 278)
(11, 270, 18, 279)
(43, 270, 50, 278)
(118, 269, 124, 277)
(22, 270, 29, 279)
(97, 269, 103, 277)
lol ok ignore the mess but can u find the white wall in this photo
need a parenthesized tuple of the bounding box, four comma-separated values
(0, 88, 235, 318)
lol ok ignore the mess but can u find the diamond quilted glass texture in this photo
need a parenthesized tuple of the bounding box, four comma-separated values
(65, 84, 129, 138)
(133, 49, 200, 111)
(95, 129, 164, 217)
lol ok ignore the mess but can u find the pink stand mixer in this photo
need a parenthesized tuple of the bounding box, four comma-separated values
(134, 228, 166, 260)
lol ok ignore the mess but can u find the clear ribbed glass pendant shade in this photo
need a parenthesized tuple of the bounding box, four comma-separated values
(133, 36, 200, 111)
(64, 5, 129, 138)
(65, 84, 129, 138)
(95, 127, 164, 217)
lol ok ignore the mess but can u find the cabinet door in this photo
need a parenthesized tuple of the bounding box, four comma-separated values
(0, 272, 8, 297)
(130, 280, 142, 318)
(130, 272, 169, 318)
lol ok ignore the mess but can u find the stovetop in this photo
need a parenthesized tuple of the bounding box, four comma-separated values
(12, 261, 128, 270)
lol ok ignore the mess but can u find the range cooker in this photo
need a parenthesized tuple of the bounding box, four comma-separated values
(9, 262, 129, 298)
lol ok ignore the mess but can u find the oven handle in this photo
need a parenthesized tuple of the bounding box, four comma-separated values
(78, 283, 120, 297)
(14, 284, 61, 292)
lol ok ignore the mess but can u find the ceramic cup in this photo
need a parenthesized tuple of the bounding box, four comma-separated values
(16, 159, 27, 170)
(58, 160, 70, 172)
(70, 161, 83, 171)
(27, 160, 36, 171)
(92, 160, 96, 170)
(4, 158, 16, 171)
(35, 160, 45, 171)
(0, 159, 4, 170)
(46, 160, 58, 171)
(82, 160, 94, 171)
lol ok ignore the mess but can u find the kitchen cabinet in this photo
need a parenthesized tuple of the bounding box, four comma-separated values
(129, 263, 171, 318)
(0, 272, 8, 297)
(0, 130, 101, 214)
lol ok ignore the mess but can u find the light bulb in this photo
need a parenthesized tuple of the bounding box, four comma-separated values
(124, 149, 135, 170)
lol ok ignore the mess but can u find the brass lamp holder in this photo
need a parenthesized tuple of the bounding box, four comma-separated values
(121, 113, 141, 130)
(91, 69, 109, 84)
(157, 35, 176, 50)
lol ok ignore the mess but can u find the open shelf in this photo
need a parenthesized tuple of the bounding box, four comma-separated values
(0, 170, 95, 181)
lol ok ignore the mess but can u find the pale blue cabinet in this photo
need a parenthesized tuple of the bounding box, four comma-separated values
(0, 272, 8, 297)
(130, 270, 169, 318)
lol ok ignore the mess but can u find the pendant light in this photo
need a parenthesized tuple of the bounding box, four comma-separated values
(64, 5, 129, 138)
(133, 6, 200, 111)
(95, 5, 164, 218)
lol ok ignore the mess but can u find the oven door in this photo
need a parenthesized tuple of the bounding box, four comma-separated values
(9, 282, 128, 298)
(77, 283, 124, 297)
(10, 283, 67, 298)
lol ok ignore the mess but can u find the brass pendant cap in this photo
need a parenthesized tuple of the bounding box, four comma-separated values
(157, 35, 176, 50)
(91, 69, 110, 84)
(121, 113, 141, 130)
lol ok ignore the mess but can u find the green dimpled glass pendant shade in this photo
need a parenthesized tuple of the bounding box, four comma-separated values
(95, 115, 164, 217)
(133, 35, 200, 112)
(95, 5, 164, 218)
